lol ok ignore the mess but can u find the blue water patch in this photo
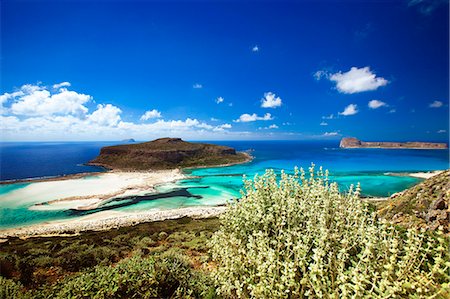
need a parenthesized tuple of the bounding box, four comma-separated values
(0, 141, 121, 181)
(0, 140, 448, 229)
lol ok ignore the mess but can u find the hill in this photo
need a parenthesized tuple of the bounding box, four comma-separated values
(377, 170, 449, 232)
(88, 137, 251, 170)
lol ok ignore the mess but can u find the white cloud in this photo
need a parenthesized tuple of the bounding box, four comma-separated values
(388, 108, 396, 113)
(429, 100, 443, 108)
(258, 124, 279, 130)
(323, 132, 340, 136)
(213, 123, 232, 131)
(210, 117, 219, 121)
(193, 83, 203, 89)
(261, 92, 282, 108)
(7, 84, 91, 116)
(339, 104, 358, 116)
(252, 45, 259, 52)
(53, 82, 71, 89)
(228, 102, 233, 107)
(216, 96, 224, 104)
(234, 113, 273, 122)
(140, 109, 162, 121)
(320, 121, 328, 126)
(322, 114, 336, 120)
(1, 82, 247, 141)
(437, 129, 447, 133)
(319, 67, 388, 94)
(88, 104, 122, 127)
(314, 70, 328, 80)
(368, 99, 388, 109)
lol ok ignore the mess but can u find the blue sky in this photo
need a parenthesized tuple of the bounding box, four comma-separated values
(1, 0, 449, 141)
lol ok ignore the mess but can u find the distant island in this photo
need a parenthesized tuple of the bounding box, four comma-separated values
(340, 137, 448, 149)
(88, 137, 251, 170)
(121, 138, 136, 143)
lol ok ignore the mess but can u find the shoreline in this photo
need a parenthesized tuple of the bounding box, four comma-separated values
(385, 170, 444, 179)
(0, 151, 253, 186)
(0, 206, 227, 239)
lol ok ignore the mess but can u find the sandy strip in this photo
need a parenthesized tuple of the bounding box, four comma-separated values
(385, 170, 444, 179)
(0, 206, 227, 239)
(405, 170, 444, 179)
(1, 170, 185, 211)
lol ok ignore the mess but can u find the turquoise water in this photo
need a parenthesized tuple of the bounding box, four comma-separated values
(0, 140, 448, 229)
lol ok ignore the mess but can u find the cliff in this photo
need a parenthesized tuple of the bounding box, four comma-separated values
(377, 170, 449, 232)
(340, 137, 447, 149)
(88, 138, 251, 170)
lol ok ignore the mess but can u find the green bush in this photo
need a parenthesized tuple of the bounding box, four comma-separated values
(210, 166, 450, 298)
(0, 276, 27, 299)
(42, 252, 214, 299)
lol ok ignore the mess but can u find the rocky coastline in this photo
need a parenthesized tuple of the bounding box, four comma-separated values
(340, 137, 448, 149)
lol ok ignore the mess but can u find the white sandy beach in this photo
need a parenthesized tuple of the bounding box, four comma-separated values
(405, 170, 444, 179)
(0, 206, 227, 239)
(2, 170, 185, 211)
(384, 170, 444, 180)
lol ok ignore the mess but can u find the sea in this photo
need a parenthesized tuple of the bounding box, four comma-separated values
(0, 140, 449, 229)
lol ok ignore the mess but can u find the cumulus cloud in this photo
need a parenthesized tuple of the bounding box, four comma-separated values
(53, 82, 71, 89)
(388, 108, 396, 113)
(429, 100, 443, 108)
(0, 82, 238, 141)
(216, 96, 224, 104)
(261, 92, 282, 108)
(140, 109, 162, 121)
(252, 45, 259, 52)
(234, 113, 273, 122)
(193, 83, 203, 89)
(339, 104, 358, 116)
(368, 99, 388, 109)
(7, 84, 91, 116)
(320, 121, 328, 126)
(88, 104, 122, 127)
(317, 67, 388, 94)
(213, 123, 232, 132)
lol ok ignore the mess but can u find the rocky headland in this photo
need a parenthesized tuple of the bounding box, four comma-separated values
(340, 137, 448, 149)
(88, 137, 251, 170)
(378, 170, 449, 233)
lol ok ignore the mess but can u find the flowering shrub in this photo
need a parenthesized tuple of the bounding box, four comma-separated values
(210, 166, 449, 298)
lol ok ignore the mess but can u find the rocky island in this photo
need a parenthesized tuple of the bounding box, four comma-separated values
(88, 137, 251, 170)
(340, 137, 448, 149)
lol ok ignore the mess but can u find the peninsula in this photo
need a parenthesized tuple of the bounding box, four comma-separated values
(88, 137, 251, 170)
(340, 137, 448, 149)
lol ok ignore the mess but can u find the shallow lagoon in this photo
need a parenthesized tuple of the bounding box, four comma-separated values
(0, 140, 448, 229)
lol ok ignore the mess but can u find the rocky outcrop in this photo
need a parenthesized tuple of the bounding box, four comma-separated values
(378, 170, 449, 233)
(340, 137, 447, 149)
(88, 138, 250, 170)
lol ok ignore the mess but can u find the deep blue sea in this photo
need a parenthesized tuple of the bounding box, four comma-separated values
(0, 140, 448, 229)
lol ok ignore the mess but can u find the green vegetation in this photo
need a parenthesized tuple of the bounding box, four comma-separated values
(378, 170, 449, 232)
(88, 137, 250, 170)
(1, 167, 449, 298)
(0, 217, 220, 299)
(211, 167, 449, 298)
